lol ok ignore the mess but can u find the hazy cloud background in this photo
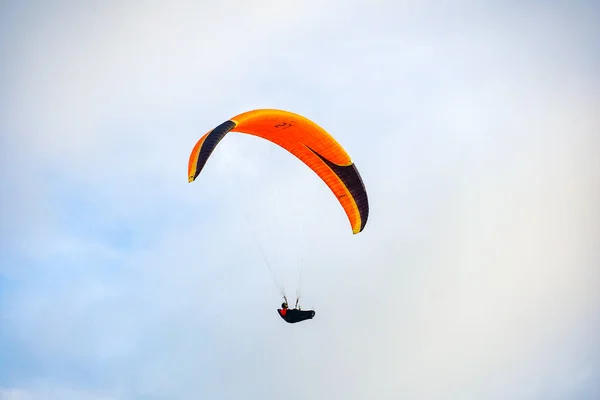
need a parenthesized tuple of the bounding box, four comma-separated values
(1, 1, 599, 399)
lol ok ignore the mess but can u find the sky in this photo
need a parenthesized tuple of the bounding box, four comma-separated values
(1, 0, 599, 399)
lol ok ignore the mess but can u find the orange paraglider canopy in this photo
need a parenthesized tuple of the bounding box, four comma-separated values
(188, 109, 369, 234)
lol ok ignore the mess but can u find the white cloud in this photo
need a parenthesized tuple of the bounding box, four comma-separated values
(0, 387, 113, 400)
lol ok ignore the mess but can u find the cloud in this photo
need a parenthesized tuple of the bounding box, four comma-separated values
(0, 386, 113, 400)
(1, 0, 599, 399)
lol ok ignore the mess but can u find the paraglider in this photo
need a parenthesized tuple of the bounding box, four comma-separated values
(187, 109, 369, 323)
(277, 300, 315, 324)
(188, 109, 369, 234)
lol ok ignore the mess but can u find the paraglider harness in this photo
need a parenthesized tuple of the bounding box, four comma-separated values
(278, 296, 315, 324)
